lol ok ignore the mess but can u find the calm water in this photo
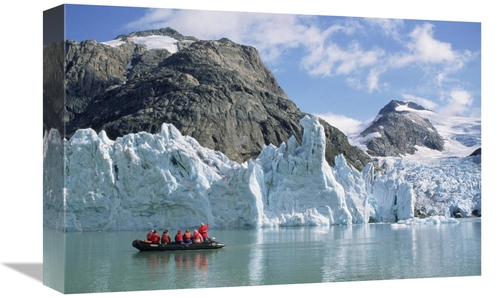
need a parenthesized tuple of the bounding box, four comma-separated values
(43, 218, 481, 294)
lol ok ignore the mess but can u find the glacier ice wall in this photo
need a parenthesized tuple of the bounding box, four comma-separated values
(43, 116, 477, 232)
(376, 156, 481, 218)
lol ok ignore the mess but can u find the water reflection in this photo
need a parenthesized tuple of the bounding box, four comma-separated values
(321, 224, 374, 282)
(248, 228, 264, 285)
(46, 220, 480, 294)
(132, 250, 215, 273)
(174, 252, 208, 271)
(43, 228, 66, 292)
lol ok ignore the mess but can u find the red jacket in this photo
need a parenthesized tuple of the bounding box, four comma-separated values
(175, 232, 183, 243)
(146, 231, 153, 241)
(161, 233, 170, 244)
(198, 223, 209, 239)
(183, 231, 192, 242)
(193, 231, 202, 243)
(150, 233, 160, 244)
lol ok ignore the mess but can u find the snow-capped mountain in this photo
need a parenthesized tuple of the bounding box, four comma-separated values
(46, 27, 370, 170)
(403, 107, 481, 161)
(348, 100, 481, 219)
(352, 100, 481, 160)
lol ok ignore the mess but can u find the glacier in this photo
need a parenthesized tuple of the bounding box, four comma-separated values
(376, 156, 481, 218)
(43, 116, 478, 232)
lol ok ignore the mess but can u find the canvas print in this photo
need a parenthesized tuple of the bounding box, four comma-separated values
(43, 4, 481, 294)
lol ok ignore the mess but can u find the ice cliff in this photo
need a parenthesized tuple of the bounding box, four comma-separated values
(43, 116, 474, 232)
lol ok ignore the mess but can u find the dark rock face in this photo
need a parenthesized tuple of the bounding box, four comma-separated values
(43, 28, 371, 169)
(64, 39, 141, 122)
(43, 40, 65, 135)
(360, 100, 444, 157)
(469, 148, 481, 156)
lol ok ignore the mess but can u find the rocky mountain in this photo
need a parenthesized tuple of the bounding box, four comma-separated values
(43, 27, 371, 170)
(359, 100, 445, 157)
(43, 39, 65, 135)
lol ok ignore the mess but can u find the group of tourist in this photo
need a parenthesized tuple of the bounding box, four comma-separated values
(145, 223, 210, 245)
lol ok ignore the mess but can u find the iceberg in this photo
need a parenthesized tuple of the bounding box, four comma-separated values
(43, 116, 477, 232)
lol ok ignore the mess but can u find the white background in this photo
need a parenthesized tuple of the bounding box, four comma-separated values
(1, 1, 496, 297)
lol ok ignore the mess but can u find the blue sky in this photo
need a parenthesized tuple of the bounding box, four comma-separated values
(64, 4, 481, 135)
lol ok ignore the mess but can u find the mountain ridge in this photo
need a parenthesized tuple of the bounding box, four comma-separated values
(352, 99, 480, 161)
(359, 100, 445, 157)
(43, 27, 372, 170)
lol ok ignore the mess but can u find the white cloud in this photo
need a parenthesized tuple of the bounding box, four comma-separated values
(315, 112, 367, 135)
(390, 23, 455, 68)
(438, 103, 469, 117)
(408, 23, 455, 63)
(367, 69, 381, 92)
(364, 18, 404, 40)
(401, 93, 439, 110)
(449, 89, 473, 106)
(123, 9, 311, 61)
(124, 8, 387, 77)
(122, 9, 479, 103)
(301, 40, 385, 79)
(399, 89, 475, 117)
(438, 88, 474, 116)
(373, 22, 476, 94)
(301, 21, 473, 93)
(435, 72, 446, 86)
(345, 77, 363, 90)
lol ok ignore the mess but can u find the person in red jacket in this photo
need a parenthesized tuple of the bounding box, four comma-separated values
(192, 229, 202, 244)
(175, 230, 183, 244)
(150, 230, 160, 244)
(183, 229, 192, 244)
(161, 230, 171, 244)
(146, 230, 154, 241)
(198, 223, 209, 241)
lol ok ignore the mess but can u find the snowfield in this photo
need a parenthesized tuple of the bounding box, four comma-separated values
(102, 34, 182, 53)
